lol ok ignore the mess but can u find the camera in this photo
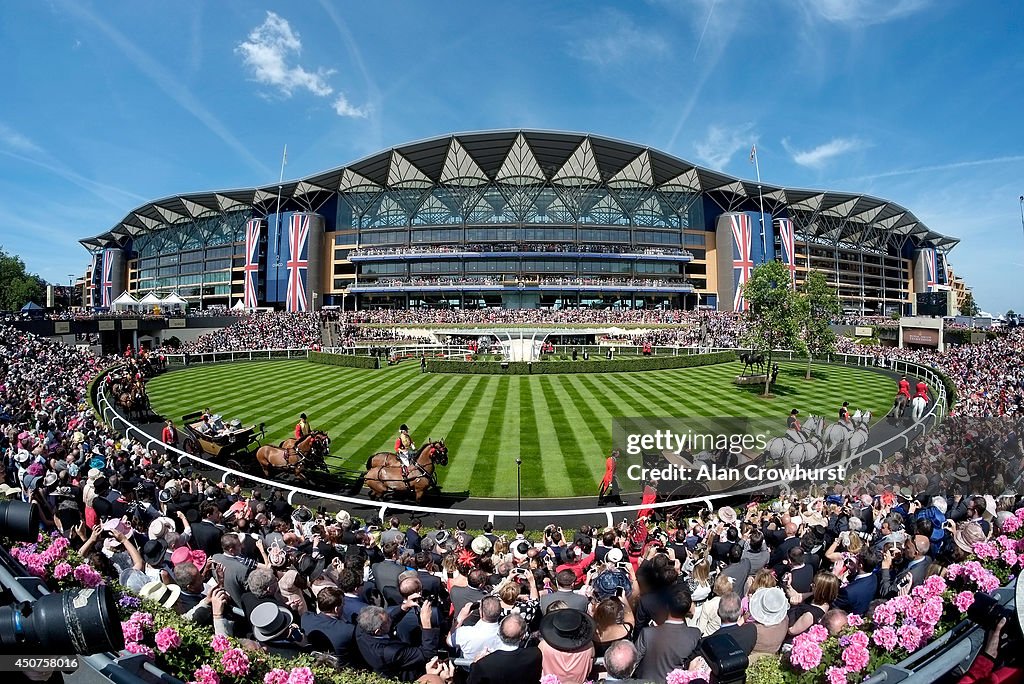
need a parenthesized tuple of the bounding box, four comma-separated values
(968, 592, 1022, 642)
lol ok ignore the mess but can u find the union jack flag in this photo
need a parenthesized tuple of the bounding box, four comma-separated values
(88, 254, 99, 293)
(731, 213, 754, 311)
(285, 214, 310, 312)
(101, 249, 114, 308)
(923, 248, 938, 292)
(243, 218, 263, 308)
(776, 218, 797, 286)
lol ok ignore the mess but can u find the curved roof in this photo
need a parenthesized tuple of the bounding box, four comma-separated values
(81, 129, 958, 251)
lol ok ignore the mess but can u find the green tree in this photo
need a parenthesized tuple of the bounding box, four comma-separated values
(960, 291, 980, 317)
(796, 270, 841, 380)
(741, 260, 805, 397)
(0, 247, 46, 311)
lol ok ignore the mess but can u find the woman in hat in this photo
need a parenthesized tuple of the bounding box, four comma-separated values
(495, 567, 541, 626)
(787, 572, 839, 638)
(538, 608, 596, 684)
(749, 586, 790, 655)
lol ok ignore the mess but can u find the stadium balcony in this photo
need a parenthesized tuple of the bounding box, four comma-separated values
(348, 275, 696, 293)
(348, 243, 694, 262)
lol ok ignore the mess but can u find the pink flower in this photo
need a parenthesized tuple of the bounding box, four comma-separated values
(847, 631, 869, 649)
(920, 596, 944, 626)
(826, 665, 849, 684)
(922, 575, 947, 596)
(973, 542, 1000, 560)
(130, 612, 155, 629)
(210, 634, 231, 653)
(955, 591, 976, 612)
(124, 641, 154, 659)
(541, 676, 561, 684)
(191, 665, 220, 684)
(25, 562, 46, 578)
(154, 627, 181, 652)
(286, 667, 314, 684)
(1002, 515, 1021, 533)
(1004, 550, 1019, 567)
(846, 613, 864, 628)
(666, 670, 707, 684)
(842, 644, 870, 672)
(264, 670, 289, 684)
(805, 624, 830, 643)
(789, 635, 824, 671)
(73, 564, 103, 588)
(53, 562, 73, 580)
(220, 648, 250, 677)
(872, 601, 897, 626)
(873, 626, 898, 652)
(121, 621, 144, 644)
(898, 624, 924, 652)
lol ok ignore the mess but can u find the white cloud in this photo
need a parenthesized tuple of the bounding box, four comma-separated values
(236, 12, 334, 97)
(0, 122, 42, 154)
(783, 137, 866, 169)
(798, 0, 932, 27)
(568, 13, 669, 66)
(693, 123, 757, 169)
(332, 94, 369, 119)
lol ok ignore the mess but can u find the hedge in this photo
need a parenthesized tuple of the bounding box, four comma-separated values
(308, 351, 380, 369)
(425, 351, 737, 375)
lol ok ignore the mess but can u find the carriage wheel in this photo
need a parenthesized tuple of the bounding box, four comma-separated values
(225, 459, 245, 473)
(182, 438, 200, 456)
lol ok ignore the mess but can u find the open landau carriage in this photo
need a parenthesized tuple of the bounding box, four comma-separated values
(179, 410, 266, 471)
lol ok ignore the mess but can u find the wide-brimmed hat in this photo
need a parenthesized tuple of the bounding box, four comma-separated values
(335, 509, 351, 526)
(511, 539, 531, 560)
(717, 506, 737, 525)
(593, 570, 630, 600)
(953, 467, 970, 483)
(250, 601, 293, 642)
(119, 568, 150, 594)
(471, 535, 492, 556)
(983, 495, 997, 521)
(142, 539, 168, 567)
(604, 547, 624, 564)
(170, 546, 207, 570)
(15, 451, 31, 465)
(148, 517, 174, 539)
(0, 483, 20, 497)
(539, 609, 595, 651)
(296, 553, 325, 581)
(42, 472, 58, 488)
(749, 587, 789, 626)
(139, 580, 180, 609)
(954, 522, 986, 554)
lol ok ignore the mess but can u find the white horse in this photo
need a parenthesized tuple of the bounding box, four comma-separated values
(822, 410, 871, 460)
(764, 415, 824, 466)
(911, 395, 928, 423)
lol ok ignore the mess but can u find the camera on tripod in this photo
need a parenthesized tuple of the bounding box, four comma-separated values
(0, 500, 124, 655)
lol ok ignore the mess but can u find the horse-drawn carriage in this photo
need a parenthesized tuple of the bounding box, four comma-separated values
(179, 411, 266, 470)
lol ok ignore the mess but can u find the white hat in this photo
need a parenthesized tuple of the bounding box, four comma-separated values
(139, 580, 180, 609)
(471, 536, 492, 555)
(749, 587, 788, 626)
(148, 516, 174, 539)
(511, 539, 531, 560)
(87, 468, 101, 480)
(335, 509, 351, 526)
(15, 451, 30, 464)
(42, 472, 58, 488)
(605, 547, 624, 564)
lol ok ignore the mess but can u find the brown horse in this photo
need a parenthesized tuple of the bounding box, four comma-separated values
(363, 440, 448, 503)
(255, 431, 330, 478)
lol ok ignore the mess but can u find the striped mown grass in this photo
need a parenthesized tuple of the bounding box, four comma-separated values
(146, 359, 896, 498)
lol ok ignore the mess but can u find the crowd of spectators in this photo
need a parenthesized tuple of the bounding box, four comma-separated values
(175, 312, 325, 354)
(360, 276, 693, 289)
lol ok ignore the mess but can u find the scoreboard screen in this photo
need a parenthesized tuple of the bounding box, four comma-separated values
(916, 291, 950, 317)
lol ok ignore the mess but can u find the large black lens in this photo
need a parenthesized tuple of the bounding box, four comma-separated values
(968, 591, 1022, 641)
(0, 501, 39, 542)
(0, 585, 124, 654)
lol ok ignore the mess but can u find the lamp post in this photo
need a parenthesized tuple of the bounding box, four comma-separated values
(67, 274, 75, 309)
(515, 457, 523, 524)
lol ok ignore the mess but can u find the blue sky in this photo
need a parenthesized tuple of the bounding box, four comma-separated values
(1, 0, 1022, 312)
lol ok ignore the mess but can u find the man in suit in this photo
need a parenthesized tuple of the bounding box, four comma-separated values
(635, 583, 702, 682)
(356, 601, 438, 681)
(834, 550, 880, 615)
(405, 520, 423, 553)
(767, 522, 801, 569)
(709, 592, 756, 655)
(603, 639, 647, 684)
(719, 545, 751, 593)
(371, 541, 406, 600)
(468, 614, 542, 684)
(539, 569, 589, 614)
(300, 587, 361, 667)
(337, 568, 370, 625)
(879, 535, 931, 598)
(187, 503, 225, 557)
(450, 569, 490, 617)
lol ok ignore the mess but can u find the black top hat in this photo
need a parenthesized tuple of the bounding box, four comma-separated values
(400, 424, 409, 432)
(296, 553, 325, 581)
(539, 609, 596, 652)
(142, 538, 167, 567)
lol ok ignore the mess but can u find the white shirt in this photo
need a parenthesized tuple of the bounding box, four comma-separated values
(454, 619, 501, 661)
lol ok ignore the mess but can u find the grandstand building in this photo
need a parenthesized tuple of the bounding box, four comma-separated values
(80, 130, 962, 315)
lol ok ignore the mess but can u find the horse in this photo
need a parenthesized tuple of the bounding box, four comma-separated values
(255, 431, 330, 478)
(911, 395, 929, 423)
(363, 440, 449, 503)
(822, 411, 871, 461)
(739, 352, 766, 377)
(888, 394, 909, 423)
(764, 414, 824, 467)
(117, 390, 149, 421)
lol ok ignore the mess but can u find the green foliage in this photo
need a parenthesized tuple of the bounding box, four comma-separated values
(424, 351, 737, 375)
(162, 336, 182, 349)
(797, 270, 841, 379)
(960, 291, 980, 316)
(308, 351, 380, 369)
(746, 656, 786, 684)
(0, 246, 47, 311)
(742, 261, 805, 394)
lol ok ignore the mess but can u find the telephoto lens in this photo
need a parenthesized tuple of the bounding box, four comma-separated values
(0, 585, 125, 654)
(967, 591, 1022, 642)
(0, 501, 40, 542)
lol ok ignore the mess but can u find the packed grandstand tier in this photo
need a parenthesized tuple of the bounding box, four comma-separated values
(78, 131, 968, 317)
(1, 316, 1023, 684)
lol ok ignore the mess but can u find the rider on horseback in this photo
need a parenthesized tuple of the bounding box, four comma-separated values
(295, 413, 311, 441)
(786, 409, 807, 443)
(395, 424, 415, 480)
(839, 401, 853, 432)
(914, 380, 930, 403)
(897, 376, 911, 401)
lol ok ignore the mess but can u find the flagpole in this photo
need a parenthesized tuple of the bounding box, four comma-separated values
(752, 146, 767, 263)
(272, 145, 288, 302)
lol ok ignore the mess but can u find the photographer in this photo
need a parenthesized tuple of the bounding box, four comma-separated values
(959, 617, 1024, 684)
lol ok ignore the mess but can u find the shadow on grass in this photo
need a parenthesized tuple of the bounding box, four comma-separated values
(731, 363, 837, 399)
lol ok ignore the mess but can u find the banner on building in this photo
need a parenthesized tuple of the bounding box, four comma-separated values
(243, 218, 264, 308)
(775, 218, 797, 285)
(286, 214, 310, 312)
(730, 213, 755, 311)
(101, 249, 115, 308)
(922, 248, 938, 292)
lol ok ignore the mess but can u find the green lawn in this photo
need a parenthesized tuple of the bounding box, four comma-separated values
(146, 360, 896, 498)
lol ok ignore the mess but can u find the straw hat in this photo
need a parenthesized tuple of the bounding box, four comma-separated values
(953, 522, 986, 554)
(139, 580, 180, 609)
(717, 506, 737, 525)
(749, 587, 789, 626)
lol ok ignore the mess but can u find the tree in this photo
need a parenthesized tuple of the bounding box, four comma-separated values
(0, 247, 46, 311)
(960, 291, 980, 317)
(796, 270, 841, 380)
(741, 260, 805, 397)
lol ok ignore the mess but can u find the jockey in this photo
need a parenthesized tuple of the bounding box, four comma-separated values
(897, 376, 911, 401)
(395, 424, 415, 478)
(295, 413, 311, 441)
(839, 402, 853, 431)
(915, 381, 930, 403)
(786, 409, 806, 443)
